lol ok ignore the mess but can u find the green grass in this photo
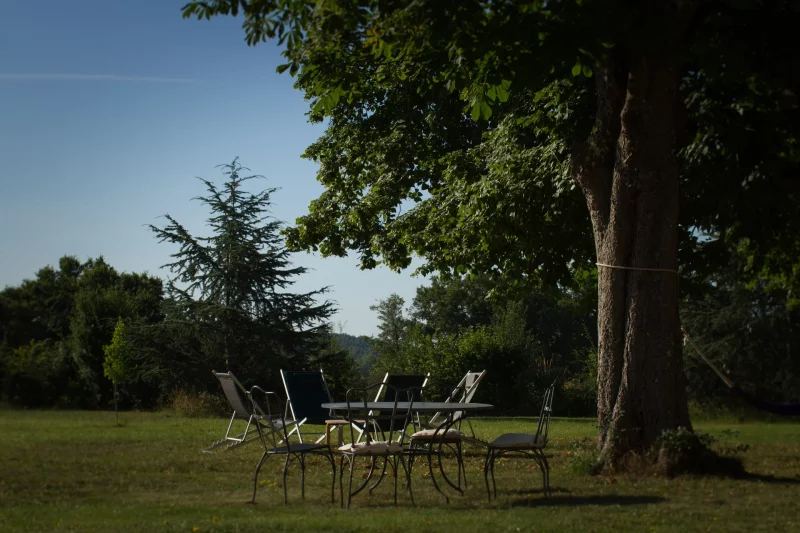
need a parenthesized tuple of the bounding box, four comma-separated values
(1, 410, 798, 533)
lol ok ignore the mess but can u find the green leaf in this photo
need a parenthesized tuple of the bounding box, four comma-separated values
(471, 101, 481, 121)
(480, 101, 493, 120)
(276, 63, 290, 74)
(496, 85, 509, 103)
(487, 86, 497, 101)
(582, 65, 593, 77)
(571, 62, 582, 77)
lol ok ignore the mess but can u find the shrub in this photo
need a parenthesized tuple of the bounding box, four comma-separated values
(652, 427, 746, 477)
(169, 389, 228, 418)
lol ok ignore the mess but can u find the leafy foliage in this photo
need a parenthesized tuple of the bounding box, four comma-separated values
(681, 270, 800, 408)
(102, 318, 132, 386)
(180, 0, 800, 304)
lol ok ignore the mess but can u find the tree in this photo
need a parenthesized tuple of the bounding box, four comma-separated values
(69, 258, 164, 406)
(369, 294, 409, 373)
(183, 1, 800, 465)
(103, 317, 132, 424)
(149, 158, 336, 384)
(411, 275, 495, 336)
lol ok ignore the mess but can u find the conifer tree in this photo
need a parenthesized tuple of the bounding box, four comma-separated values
(150, 159, 336, 382)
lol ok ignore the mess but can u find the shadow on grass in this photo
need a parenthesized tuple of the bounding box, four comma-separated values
(739, 473, 800, 485)
(510, 494, 666, 508)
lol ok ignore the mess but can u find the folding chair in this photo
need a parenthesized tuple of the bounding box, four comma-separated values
(483, 380, 555, 500)
(203, 371, 299, 453)
(280, 369, 361, 445)
(426, 369, 486, 440)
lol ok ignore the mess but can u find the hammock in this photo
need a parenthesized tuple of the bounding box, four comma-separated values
(682, 326, 800, 416)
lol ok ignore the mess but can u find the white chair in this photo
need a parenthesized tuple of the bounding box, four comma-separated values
(203, 371, 299, 453)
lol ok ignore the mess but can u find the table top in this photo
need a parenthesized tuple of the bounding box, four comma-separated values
(321, 402, 493, 413)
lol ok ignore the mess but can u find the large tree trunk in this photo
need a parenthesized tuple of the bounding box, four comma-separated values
(573, 49, 692, 465)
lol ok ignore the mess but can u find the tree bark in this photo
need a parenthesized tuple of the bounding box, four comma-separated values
(573, 48, 691, 465)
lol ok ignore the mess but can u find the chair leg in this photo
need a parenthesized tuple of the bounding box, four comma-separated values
(539, 451, 550, 497)
(299, 453, 306, 500)
(282, 454, 291, 504)
(347, 455, 355, 510)
(368, 456, 388, 494)
(338, 455, 346, 509)
(483, 449, 492, 502)
(457, 441, 465, 489)
(327, 450, 336, 504)
(250, 451, 269, 504)
(484, 450, 498, 500)
(427, 447, 449, 504)
(400, 455, 415, 506)
(391, 456, 399, 506)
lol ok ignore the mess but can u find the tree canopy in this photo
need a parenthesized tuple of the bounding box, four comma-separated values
(183, 0, 798, 294)
(183, 0, 799, 464)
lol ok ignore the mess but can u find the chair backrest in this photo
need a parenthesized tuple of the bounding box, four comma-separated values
(450, 370, 487, 422)
(535, 381, 556, 440)
(213, 371, 252, 418)
(377, 374, 429, 402)
(427, 370, 487, 426)
(249, 389, 291, 450)
(280, 369, 334, 424)
(346, 383, 415, 445)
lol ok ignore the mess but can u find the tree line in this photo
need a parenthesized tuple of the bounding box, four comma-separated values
(0, 160, 359, 408)
(363, 269, 799, 417)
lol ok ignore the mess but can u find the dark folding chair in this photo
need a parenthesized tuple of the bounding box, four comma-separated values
(280, 369, 361, 445)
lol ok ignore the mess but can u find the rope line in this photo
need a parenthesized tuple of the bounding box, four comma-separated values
(596, 262, 678, 274)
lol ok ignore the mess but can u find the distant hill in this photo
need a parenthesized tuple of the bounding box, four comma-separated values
(333, 333, 376, 374)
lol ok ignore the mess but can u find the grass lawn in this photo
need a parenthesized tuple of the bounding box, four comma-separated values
(1, 410, 798, 533)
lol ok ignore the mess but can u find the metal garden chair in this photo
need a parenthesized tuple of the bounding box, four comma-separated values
(406, 371, 486, 501)
(337, 383, 415, 509)
(483, 381, 555, 500)
(357, 373, 429, 443)
(250, 388, 336, 505)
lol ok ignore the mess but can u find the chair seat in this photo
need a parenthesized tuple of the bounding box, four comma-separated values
(338, 441, 404, 455)
(411, 428, 465, 441)
(267, 443, 329, 454)
(489, 433, 547, 449)
(256, 417, 297, 429)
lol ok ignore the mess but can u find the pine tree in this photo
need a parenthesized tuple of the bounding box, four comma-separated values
(150, 158, 336, 383)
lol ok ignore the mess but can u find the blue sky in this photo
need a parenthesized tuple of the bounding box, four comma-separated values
(0, 0, 426, 336)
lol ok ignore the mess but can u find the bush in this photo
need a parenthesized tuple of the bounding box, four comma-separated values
(169, 389, 228, 418)
(652, 427, 746, 477)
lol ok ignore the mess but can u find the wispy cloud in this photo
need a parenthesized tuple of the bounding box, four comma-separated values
(0, 73, 198, 83)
